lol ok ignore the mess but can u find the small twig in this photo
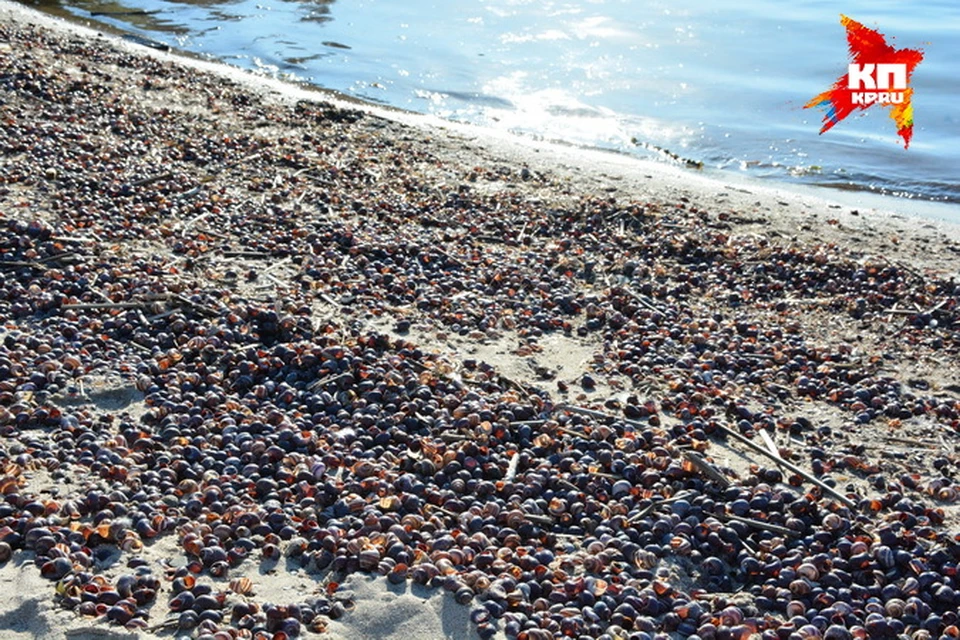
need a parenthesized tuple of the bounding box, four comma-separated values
(50, 235, 97, 244)
(176, 185, 203, 201)
(171, 294, 221, 318)
(131, 172, 174, 187)
(622, 286, 665, 315)
(719, 513, 797, 537)
(308, 371, 352, 391)
(0, 260, 44, 270)
(222, 151, 264, 171)
(715, 423, 857, 509)
(61, 302, 148, 311)
(181, 210, 212, 233)
(127, 341, 153, 354)
(520, 512, 555, 526)
(145, 308, 180, 322)
(757, 428, 780, 457)
(554, 424, 588, 439)
(694, 592, 740, 601)
(682, 451, 730, 487)
(927, 299, 949, 315)
(438, 433, 471, 443)
(263, 256, 293, 274)
(498, 373, 536, 398)
(555, 403, 648, 430)
(737, 536, 760, 557)
(432, 246, 468, 268)
(222, 250, 274, 258)
(142, 618, 181, 633)
(885, 308, 918, 316)
(264, 273, 290, 289)
(627, 491, 695, 524)
(424, 504, 461, 519)
(37, 251, 78, 264)
(880, 436, 936, 448)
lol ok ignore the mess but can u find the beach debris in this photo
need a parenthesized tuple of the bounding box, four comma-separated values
(0, 17, 958, 640)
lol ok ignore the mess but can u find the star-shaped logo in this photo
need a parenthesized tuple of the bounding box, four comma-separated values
(805, 15, 924, 148)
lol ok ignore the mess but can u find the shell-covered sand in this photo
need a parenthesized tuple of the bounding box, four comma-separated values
(1, 2, 959, 639)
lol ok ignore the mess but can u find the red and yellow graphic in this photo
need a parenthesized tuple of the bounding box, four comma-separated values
(805, 15, 923, 148)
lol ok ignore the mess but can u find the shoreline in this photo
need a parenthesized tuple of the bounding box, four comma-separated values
(1, 3, 959, 640)
(7, 1, 960, 229)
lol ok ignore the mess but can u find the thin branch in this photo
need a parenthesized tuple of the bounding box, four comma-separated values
(714, 423, 857, 509)
(555, 403, 648, 430)
(719, 513, 798, 537)
(61, 302, 148, 311)
(682, 451, 730, 487)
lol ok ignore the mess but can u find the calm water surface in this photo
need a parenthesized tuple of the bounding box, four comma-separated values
(22, 0, 960, 206)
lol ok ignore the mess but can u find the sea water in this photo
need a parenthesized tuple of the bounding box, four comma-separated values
(24, 0, 960, 207)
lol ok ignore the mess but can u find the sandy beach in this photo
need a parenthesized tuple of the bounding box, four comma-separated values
(1, 2, 959, 639)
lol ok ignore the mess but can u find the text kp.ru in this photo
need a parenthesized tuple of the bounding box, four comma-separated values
(848, 63, 906, 105)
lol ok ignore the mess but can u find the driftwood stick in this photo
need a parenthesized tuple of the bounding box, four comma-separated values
(880, 436, 936, 448)
(424, 504, 461, 519)
(171, 294, 220, 318)
(554, 424, 588, 439)
(738, 353, 775, 360)
(222, 250, 274, 259)
(51, 235, 97, 244)
(433, 247, 468, 268)
(0, 260, 44, 270)
(623, 287, 664, 315)
(263, 256, 293, 274)
(144, 618, 180, 633)
(589, 471, 621, 480)
(176, 186, 203, 201)
(498, 373, 536, 397)
(131, 172, 173, 187)
(720, 513, 797, 536)
(127, 341, 153, 354)
(308, 371, 352, 391)
(62, 302, 148, 311)
(38, 251, 78, 264)
(927, 299, 949, 315)
(715, 423, 857, 509)
(627, 491, 695, 524)
(555, 403, 648, 430)
(438, 433, 471, 443)
(885, 309, 919, 316)
(757, 428, 780, 457)
(145, 308, 180, 322)
(519, 512, 555, 526)
(263, 273, 289, 289)
(181, 210, 212, 233)
(682, 451, 730, 487)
